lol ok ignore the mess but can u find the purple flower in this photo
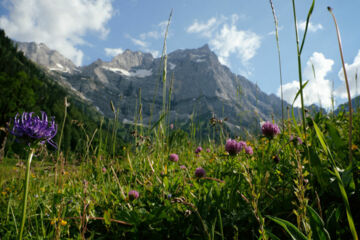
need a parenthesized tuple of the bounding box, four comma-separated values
(245, 146, 253, 155)
(169, 153, 179, 162)
(128, 190, 139, 200)
(11, 112, 58, 148)
(225, 139, 242, 156)
(195, 146, 203, 154)
(180, 165, 187, 170)
(206, 148, 211, 153)
(195, 167, 206, 178)
(102, 167, 107, 173)
(290, 135, 303, 145)
(261, 121, 280, 139)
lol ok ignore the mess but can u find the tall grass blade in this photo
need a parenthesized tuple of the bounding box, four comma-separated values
(269, 0, 285, 130)
(328, 6, 353, 165)
(267, 216, 308, 240)
(299, 0, 315, 54)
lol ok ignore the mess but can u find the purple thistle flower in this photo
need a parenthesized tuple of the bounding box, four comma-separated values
(245, 146, 253, 155)
(238, 141, 247, 150)
(206, 148, 211, 153)
(195, 146, 203, 154)
(261, 121, 280, 139)
(225, 139, 242, 156)
(195, 167, 206, 178)
(11, 111, 58, 148)
(180, 165, 187, 170)
(169, 153, 179, 162)
(128, 190, 139, 200)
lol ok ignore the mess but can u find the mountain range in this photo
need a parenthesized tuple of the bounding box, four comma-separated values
(16, 41, 291, 136)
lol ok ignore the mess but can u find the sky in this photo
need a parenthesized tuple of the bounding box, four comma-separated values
(0, 0, 359, 109)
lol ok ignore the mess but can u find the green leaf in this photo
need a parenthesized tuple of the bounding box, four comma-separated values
(267, 216, 308, 240)
(307, 205, 330, 240)
(104, 210, 112, 227)
(300, 0, 315, 54)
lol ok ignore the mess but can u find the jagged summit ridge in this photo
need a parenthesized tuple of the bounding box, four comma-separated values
(16, 41, 286, 135)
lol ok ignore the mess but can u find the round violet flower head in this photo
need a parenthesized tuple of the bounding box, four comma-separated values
(225, 139, 242, 156)
(169, 153, 179, 162)
(261, 121, 280, 139)
(11, 112, 58, 148)
(195, 167, 206, 178)
(245, 146, 253, 155)
(206, 148, 211, 153)
(180, 165, 187, 170)
(102, 167, 107, 173)
(238, 141, 247, 150)
(128, 190, 139, 201)
(195, 146, 203, 154)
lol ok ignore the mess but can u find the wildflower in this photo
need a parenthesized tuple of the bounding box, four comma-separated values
(238, 141, 247, 150)
(60, 219, 67, 226)
(102, 167, 107, 173)
(11, 112, 58, 148)
(1, 191, 6, 196)
(169, 153, 179, 162)
(352, 144, 358, 151)
(206, 148, 211, 153)
(225, 139, 242, 156)
(245, 146, 253, 155)
(128, 190, 139, 200)
(180, 165, 187, 170)
(195, 146, 203, 154)
(261, 121, 280, 139)
(195, 167, 206, 178)
(290, 135, 303, 145)
(167, 194, 172, 199)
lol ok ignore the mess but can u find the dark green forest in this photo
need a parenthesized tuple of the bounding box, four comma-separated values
(0, 29, 125, 159)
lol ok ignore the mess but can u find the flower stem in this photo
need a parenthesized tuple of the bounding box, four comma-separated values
(18, 148, 35, 240)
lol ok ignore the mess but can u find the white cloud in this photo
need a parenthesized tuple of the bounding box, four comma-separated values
(335, 50, 360, 98)
(298, 20, 323, 32)
(210, 24, 261, 66)
(126, 34, 148, 48)
(0, 0, 113, 66)
(105, 48, 124, 57)
(279, 52, 334, 109)
(187, 14, 260, 68)
(186, 17, 219, 37)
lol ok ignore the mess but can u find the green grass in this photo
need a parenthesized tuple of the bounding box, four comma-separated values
(1, 2, 360, 240)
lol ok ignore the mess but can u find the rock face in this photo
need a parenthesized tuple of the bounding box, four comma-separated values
(16, 41, 78, 73)
(17, 41, 289, 135)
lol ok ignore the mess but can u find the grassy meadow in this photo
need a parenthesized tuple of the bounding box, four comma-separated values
(1, 1, 360, 239)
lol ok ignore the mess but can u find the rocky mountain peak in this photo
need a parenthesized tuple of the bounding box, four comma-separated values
(110, 49, 153, 70)
(16, 41, 78, 73)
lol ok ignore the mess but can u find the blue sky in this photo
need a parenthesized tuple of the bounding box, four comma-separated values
(1, 0, 359, 108)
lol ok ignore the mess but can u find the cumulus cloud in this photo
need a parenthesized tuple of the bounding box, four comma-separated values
(298, 21, 323, 32)
(187, 14, 261, 68)
(279, 52, 334, 108)
(105, 48, 124, 57)
(0, 0, 113, 66)
(335, 50, 360, 98)
(210, 25, 261, 66)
